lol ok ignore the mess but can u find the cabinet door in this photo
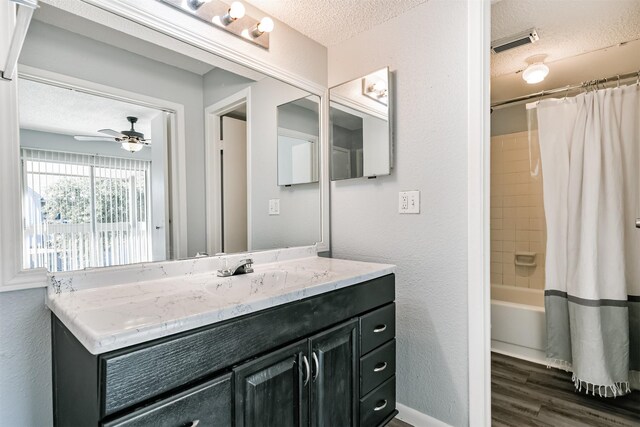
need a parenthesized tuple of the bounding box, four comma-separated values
(234, 339, 310, 427)
(310, 319, 359, 427)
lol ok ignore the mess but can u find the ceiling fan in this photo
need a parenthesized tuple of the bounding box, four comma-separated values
(74, 116, 151, 153)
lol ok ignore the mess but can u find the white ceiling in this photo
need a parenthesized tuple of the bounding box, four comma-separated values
(491, 0, 640, 78)
(246, 0, 426, 47)
(491, 0, 640, 103)
(19, 79, 162, 138)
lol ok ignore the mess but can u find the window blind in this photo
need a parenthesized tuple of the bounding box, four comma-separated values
(21, 148, 151, 272)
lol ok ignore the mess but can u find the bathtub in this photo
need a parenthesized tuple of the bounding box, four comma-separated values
(491, 285, 548, 364)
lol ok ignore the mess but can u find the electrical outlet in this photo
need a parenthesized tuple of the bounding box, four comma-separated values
(269, 199, 280, 215)
(399, 191, 420, 214)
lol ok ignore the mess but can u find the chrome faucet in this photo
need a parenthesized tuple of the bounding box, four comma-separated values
(217, 258, 254, 277)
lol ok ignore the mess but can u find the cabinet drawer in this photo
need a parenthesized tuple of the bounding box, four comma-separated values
(102, 374, 232, 427)
(359, 376, 395, 427)
(360, 304, 395, 355)
(360, 339, 395, 396)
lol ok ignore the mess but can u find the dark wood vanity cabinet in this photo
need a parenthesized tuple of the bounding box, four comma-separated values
(52, 274, 397, 427)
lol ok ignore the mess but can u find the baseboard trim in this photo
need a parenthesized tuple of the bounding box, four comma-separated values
(396, 403, 452, 427)
(491, 341, 568, 371)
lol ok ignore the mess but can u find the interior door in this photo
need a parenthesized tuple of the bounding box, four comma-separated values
(310, 320, 358, 427)
(234, 340, 310, 427)
(150, 112, 169, 261)
(221, 116, 247, 253)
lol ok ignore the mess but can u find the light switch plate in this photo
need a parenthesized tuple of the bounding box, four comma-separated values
(399, 191, 420, 214)
(269, 199, 280, 215)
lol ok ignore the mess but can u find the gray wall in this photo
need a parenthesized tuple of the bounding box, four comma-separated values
(20, 20, 207, 257)
(278, 102, 319, 136)
(491, 104, 528, 136)
(250, 77, 321, 249)
(328, 1, 470, 425)
(203, 71, 322, 251)
(0, 288, 52, 426)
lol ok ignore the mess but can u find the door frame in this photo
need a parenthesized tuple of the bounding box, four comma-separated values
(204, 88, 252, 255)
(467, 0, 491, 425)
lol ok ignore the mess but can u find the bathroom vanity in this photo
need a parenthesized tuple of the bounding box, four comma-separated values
(49, 253, 397, 427)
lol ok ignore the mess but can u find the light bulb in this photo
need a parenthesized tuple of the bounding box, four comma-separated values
(121, 142, 144, 153)
(256, 16, 274, 34)
(221, 1, 245, 24)
(522, 63, 549, 84)
(228, 2, 245, 20)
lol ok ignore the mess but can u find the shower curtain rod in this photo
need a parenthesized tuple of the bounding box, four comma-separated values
(491, 70, 640, 109)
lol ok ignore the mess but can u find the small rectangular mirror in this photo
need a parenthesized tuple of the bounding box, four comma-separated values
(277, 96, 320, 186)
(330, 67, 391, 180)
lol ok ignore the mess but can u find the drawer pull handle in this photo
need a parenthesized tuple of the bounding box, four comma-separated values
(302, 355, 310, 386)
(374, 400, 388, 411)
(373, 324, 387, 333)
(373, 362, 388, 372)
(185, 421, 200, 427)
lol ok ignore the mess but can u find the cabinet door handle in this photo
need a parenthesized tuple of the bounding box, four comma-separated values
(373, 362, 387, 372)
(373, 324, 387, 333)
(312, 351, 319, 382)
(302, 355, 310, 386)
(185, 421, 200, 427)
(374, 400, 388, 411)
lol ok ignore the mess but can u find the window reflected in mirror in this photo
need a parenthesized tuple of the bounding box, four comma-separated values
(19, 78, 171, 272)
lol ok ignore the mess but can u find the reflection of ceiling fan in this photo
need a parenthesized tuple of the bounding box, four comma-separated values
(74, 116, 151, 153)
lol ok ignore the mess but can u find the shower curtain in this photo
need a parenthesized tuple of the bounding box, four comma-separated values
(536, 84, 640, 396)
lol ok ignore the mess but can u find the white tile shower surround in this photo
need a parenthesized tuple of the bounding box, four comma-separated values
(46, 247, 395, 354)
(490, 131, 547, 289)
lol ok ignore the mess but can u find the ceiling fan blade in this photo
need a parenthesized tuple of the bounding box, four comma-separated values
(74, 136, 117, 142)
(98, 129, 126, 138)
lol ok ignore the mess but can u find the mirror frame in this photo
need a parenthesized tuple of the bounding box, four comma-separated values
(0, 0, 329, 291)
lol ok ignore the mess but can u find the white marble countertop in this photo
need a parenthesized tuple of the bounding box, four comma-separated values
(46, 255, 395, 354)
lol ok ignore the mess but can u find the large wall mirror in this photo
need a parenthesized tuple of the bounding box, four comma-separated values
(15, 3, 322, 273)
(330, 67, 392, 180)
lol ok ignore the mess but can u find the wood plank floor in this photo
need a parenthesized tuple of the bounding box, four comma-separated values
(387, 418, 413, 427)
(492, 352, 640, 426)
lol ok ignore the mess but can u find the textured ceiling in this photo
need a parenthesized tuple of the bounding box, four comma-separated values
(19, 79, 161, 138)
(245, 0, 427, 46)
(491, 0, 640, 78)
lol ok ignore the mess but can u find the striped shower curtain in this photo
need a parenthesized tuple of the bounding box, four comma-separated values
(536, 84, 639, 396)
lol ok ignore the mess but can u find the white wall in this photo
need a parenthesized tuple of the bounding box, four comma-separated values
(328, 1, 470, 425)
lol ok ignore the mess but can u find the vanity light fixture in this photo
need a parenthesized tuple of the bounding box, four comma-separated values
(362, 74, 389, 105)
(220, 1, 245, 24)
(252, 17, 274, 37)
(522, 62, 549, 84)
(161, 0, 273, 49)
(366, 82, 388, 99)
(186, 0, 213, 11)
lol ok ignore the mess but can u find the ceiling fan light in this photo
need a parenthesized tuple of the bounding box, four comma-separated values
(522, 62, 549, 84)
(121, 141, 144, 153)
